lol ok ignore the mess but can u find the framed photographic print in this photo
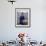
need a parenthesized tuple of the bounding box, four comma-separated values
(15, 8, 31, 28)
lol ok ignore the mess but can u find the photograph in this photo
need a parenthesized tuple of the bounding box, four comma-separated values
(15, 8, 31, 28)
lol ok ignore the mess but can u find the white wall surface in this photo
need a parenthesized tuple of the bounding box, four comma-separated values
(0, 0, 46, 42)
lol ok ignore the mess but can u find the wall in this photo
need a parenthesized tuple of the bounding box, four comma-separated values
(0, 0, 46, 42)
